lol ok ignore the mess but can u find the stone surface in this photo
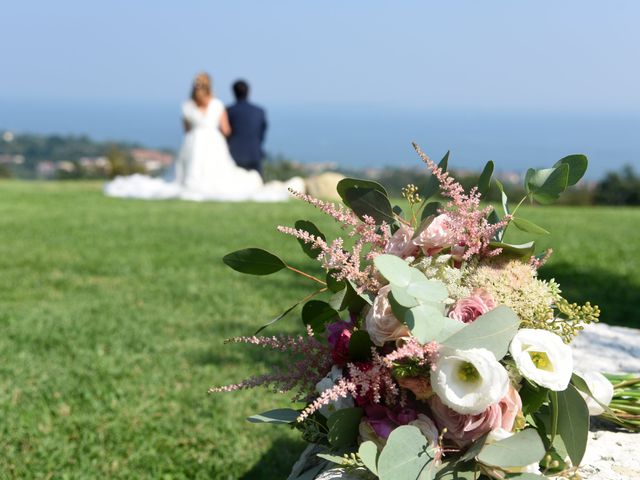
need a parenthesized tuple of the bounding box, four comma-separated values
(290, 323, 640, 480)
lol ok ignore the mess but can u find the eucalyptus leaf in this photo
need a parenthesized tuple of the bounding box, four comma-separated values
(477, 428, 545, 468)
(405, 303, 449, 344)
(525, 164, 569, 204)
(316, 453, 347, 465)
(442, 305, 520, 359)
(420, 201, 442, 221)
(495, 178, 510, 217)
(374, 254, 412, 287)
(377, 425, 436, 480)
(247, 408, 299, 424)
(223, 248, 287, 275)
(337, 178, 388, 207)
(477, 160, 494, 196)
(302, 300, 340, 334)
(294, 220, 327, 259)
(512, 217, 550, 235)
(554, 154, 588, 186)
(555, 384, 589, 465)
(405, 270, 449, 304)
(358, 441, 379, 475)
(489, 241, 536, 258)
(520, 380, 549, 416)
(255, 302, 299, 334)
(330, 281, 364, 311)
(327, 407, 363, 448)
(344, 187, 395, 225)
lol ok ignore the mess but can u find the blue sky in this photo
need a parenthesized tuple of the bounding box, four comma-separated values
(2, 0, 640, 112)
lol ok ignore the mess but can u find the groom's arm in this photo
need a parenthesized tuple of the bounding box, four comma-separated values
(259, 109, 267, 143)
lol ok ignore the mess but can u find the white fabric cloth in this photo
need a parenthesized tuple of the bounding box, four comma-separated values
(104, 98, 304, 202)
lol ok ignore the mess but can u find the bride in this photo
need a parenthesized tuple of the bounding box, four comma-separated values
(104, 72, 303, 201)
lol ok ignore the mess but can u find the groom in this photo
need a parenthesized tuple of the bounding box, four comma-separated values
(227, 80, 268, 176)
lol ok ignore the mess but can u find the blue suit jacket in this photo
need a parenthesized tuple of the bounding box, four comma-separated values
(226, 100, 267, 174)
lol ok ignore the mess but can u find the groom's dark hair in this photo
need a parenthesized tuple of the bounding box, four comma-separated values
(232, 80, 249, 100)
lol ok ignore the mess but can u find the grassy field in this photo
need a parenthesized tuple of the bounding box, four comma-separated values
(0, 181, 638, 479)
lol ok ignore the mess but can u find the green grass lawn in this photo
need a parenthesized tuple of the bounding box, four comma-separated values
(0, 181, 638, 479)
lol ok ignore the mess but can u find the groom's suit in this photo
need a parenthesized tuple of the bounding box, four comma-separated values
(227, 100, 267, 176)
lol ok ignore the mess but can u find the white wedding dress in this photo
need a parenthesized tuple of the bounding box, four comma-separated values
(104, 98, 304, 201)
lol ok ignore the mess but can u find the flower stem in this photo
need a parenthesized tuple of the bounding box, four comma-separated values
(286, 265, 327, 285)
(549, 390, 559, 444)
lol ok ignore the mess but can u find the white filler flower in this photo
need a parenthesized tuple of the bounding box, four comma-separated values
(431, 347, 509, 415)
(577, 370, 614, 415)
(510, 329, 573, 391)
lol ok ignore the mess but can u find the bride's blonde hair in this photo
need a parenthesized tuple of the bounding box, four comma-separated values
(191, 72, 212, 101)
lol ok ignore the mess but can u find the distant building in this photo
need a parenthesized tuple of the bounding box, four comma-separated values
(130, 148, 174, 173)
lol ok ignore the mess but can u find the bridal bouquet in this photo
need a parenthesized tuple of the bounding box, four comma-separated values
(212, 145, 637, 479)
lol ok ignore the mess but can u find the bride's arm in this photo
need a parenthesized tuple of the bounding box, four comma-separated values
(183, 118, 191, 133)
(219, 109, 232, 137)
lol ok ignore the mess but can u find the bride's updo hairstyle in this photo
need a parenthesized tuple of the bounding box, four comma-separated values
(191, 72, 212, 104)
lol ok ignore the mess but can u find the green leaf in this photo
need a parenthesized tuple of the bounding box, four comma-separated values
(327, 407, 363, 448)
(377, 425, 436, 480)
(477, 160, 494, 196)
(494, 178, 510, 218)
(459, 432, 489, 462)
(421, 151, 449, 201)
(477, 428, 545, 468)
(344, 187, 395, 225)
(489, 241, 536, 258)
(358, 441, 379, 475)
(337, 178, 388, 207)
(247, 408, 299, 424)
(420, 201, 441, 221)
(525, 164, 570, 204)
(302, 300, 340, 334)
(374, 254, 412, 287)
(255, 302, 299, 334)
(348, 330, 373, 362)
(330, 281, 364, 311)
(326, 270, 346, 292)
(554, 154, 588, 186)
(520, 380, 549, 416)
(316, 453, 346, 465)
(405, 303, 449, 344)
(223, 247, 287, 275)
(506, 474, 550, 479)
(512, 217, 550, 235)
(487, 209, 504, 242)
(442, 305, 520, 359)
(555, 384, 589, 466)
(294, 220, 326, 259)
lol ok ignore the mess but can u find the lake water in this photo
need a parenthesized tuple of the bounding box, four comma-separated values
(1, 99, 638, 179)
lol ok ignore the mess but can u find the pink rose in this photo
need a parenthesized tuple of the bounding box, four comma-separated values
(413, 214, 455, 255)
(448, 289, 496, 323)
(397, 376, 432, 400)
(385, 224, 418, 258)
(365, 285, 410, 346)
(428, 386, 522, 447)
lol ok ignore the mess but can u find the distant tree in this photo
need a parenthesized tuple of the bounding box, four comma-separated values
(594, 165, 640, 205)
(0, 163, 11, 178)
(106, 146, 145, 178)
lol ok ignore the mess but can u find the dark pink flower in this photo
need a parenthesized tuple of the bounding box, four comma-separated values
(428, 386, 522, 447)
(327, 321, 353, 365)
(448, 288, 496, 323)
(363, 404, 418, 439)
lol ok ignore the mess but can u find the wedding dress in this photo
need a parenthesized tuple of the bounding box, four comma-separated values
(104, 98, 304, 201)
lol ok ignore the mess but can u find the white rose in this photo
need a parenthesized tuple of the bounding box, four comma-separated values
(577, 370, 614, 415)
(412, 214, 455, 253)
(315, 365, 354, 418)
(364, 285, 410, 346)
(431, 347, 509, 415)
(509, 329, 573, 391)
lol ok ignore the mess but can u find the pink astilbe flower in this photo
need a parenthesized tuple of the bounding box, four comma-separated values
(298, 349, 399, 422)
(383, 338, 439, 368)
(209, 326, 332, 402)
(530, 248, 553, 269)
(278, 195, 391, 292)
(413, 143, 510, 260)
